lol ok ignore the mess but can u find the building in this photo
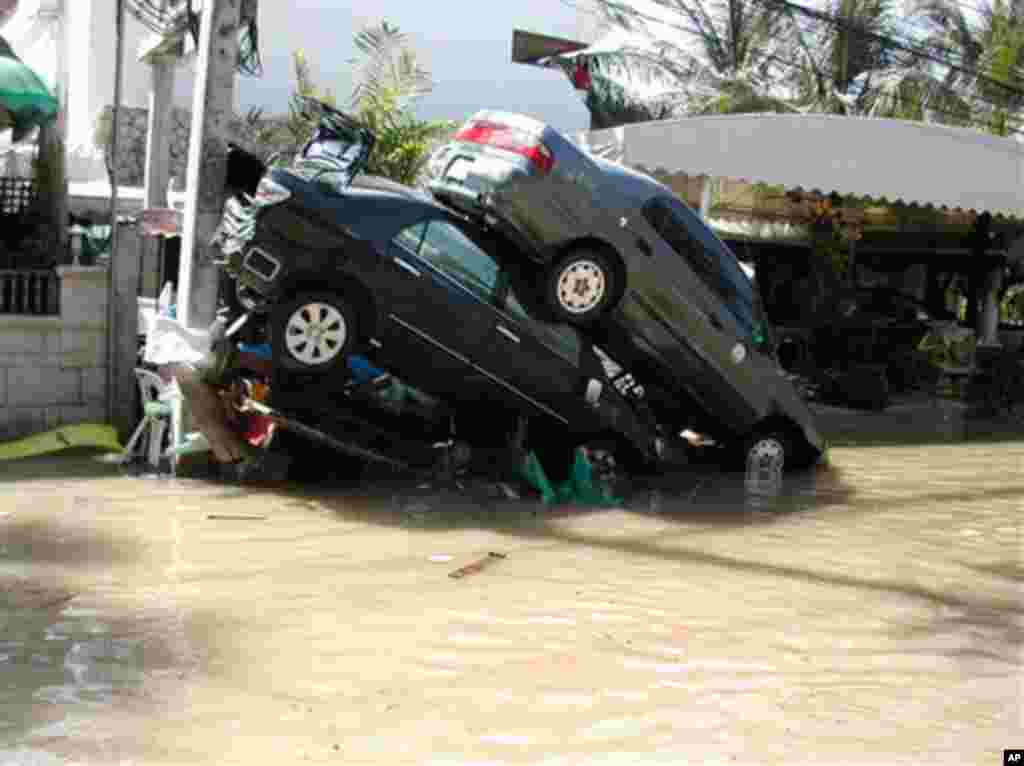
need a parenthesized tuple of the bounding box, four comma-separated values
(0, 0, 199, 186)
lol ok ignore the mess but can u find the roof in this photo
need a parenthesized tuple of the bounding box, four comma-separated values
(577, 114, 1024, 217)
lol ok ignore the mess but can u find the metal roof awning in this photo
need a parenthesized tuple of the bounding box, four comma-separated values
(577, 113, 1024, 217)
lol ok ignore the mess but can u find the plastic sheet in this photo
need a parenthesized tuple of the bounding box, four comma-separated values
(519, 448, 623, 506)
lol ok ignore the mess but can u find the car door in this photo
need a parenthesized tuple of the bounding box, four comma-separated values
(488, 284, 588, 429)
(380, 216, 523, 410)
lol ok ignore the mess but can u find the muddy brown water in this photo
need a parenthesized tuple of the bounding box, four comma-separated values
(0, 435, 1020, 765)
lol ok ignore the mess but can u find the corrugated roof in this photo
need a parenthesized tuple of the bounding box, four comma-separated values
(579, 114, 1024, 217)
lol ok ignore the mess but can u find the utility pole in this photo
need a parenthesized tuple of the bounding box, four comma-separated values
(105, 0, 126, 424)
(142, 55, 176, 289)
(176, 0, 241, 330)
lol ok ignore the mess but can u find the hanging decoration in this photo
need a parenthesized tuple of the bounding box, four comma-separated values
(236, 0, 262, 77)
(126, 0, 261, 76)
(126, 0, 190, 37)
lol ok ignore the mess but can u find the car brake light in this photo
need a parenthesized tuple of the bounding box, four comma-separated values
(253, 177, 292, 206)
(455, 120, 555, 174)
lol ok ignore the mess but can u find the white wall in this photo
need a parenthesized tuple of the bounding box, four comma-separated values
(2, 0, 197, 183)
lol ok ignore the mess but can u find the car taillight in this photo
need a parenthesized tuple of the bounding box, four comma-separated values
(455, 120, 555, 175)
(253, 177, 292, 206)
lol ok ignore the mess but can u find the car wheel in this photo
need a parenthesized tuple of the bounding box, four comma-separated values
(271, 291, 357, 374)
(740, 430, 791, 475)
(544, 249, 618, 324)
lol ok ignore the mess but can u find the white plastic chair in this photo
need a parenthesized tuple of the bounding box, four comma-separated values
(121, 368, 173, 469)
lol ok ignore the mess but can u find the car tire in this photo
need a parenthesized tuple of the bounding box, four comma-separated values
(543, 248, 618, 325)
(271, 291, 357, 374)
(739, 430, 792, 475)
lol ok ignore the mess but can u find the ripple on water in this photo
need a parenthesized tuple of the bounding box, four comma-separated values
(0, 595, 146, 745)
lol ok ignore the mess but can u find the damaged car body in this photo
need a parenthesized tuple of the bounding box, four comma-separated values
(425, 111, 825, 469)
(212, 99, 666, 476)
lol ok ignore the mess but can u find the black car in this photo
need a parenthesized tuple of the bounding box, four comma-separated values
(212, 100, 664, 471)
(425, 111, 824, 469)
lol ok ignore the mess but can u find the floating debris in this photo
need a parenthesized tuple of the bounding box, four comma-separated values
(448, 552, 507, 579)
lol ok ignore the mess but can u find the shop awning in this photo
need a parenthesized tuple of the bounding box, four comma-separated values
(577, 113, 1024, 217)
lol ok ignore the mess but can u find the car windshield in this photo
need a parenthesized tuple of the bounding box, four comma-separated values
(643, 196, 767, 343)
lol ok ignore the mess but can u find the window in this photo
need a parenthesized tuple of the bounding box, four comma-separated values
(418, 220, 500, 300)
(393, 221, 426, 255)
(505, 289, 581, 367)
(642, 196, 758, 339)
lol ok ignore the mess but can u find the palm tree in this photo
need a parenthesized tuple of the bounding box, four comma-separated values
(254, 22, 454, 185)
(780, 0, 965, 120)
(910, 0, 1024, 135)
(347, 21, 455, 184)
(587, 0, 798, 118)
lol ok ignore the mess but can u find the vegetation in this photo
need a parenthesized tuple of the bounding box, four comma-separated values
(589, 0, 1024, 135)
(252, 21, 455, 186)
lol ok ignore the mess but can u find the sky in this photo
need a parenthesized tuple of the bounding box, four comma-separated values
(236, 0, 595, 133)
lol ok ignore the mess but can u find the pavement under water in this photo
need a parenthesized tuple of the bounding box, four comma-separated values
(0, 412, 1020, 765)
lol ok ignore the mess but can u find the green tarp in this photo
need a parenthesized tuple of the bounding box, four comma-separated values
(519, 449, 623, 506)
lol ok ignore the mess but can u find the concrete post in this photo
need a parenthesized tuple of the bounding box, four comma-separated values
(977, 266, 1004, 347)
(53, 0, 70, 259)
(699, 177, 715, 220)
(142, 58, 176, 295)
(112, 224, 142, 441)
(176, 0, 241, 331)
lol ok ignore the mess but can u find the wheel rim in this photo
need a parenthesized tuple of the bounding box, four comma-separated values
(284, 302, 347, 366)
(556, 259, 607, 314)
(748, 437, 786, 466)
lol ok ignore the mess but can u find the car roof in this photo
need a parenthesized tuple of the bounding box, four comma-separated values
(592, 156, 667, 204)
(323, 176, 497, 245)
(350, 174, 424, 197)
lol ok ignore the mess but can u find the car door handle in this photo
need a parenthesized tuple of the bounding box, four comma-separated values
(496, 325, 520, 344)
(393, 257, 422, 277)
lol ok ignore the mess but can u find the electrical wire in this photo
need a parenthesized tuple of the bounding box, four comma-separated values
(562, 0, 1024, 131)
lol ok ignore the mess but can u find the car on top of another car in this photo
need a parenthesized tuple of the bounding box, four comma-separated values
(423, 110, 825, 469)
(211, 99, 666, 473)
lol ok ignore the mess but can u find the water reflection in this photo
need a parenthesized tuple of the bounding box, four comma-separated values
(628, 460, 853, 528)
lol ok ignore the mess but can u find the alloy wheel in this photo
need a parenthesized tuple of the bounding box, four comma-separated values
(556, 260, 607, 315)
(284, 302, 348, 366)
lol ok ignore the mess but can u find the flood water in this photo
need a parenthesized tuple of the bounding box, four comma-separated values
(0, 434, 1021, 765)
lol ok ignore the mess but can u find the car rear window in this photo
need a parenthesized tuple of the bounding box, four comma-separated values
(642, 196, 757, 339)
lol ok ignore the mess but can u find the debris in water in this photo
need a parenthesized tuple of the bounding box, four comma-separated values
(206, 514, 268, 521)
(429, 555, 454, 563)
(449, 552, 507, 579)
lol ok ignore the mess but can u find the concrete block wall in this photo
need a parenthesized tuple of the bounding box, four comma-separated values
(99, 105, 264, 190)
(0, 267, 110, 442)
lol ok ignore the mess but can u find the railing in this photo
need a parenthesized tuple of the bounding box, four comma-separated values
(0, 270, 61, 316)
